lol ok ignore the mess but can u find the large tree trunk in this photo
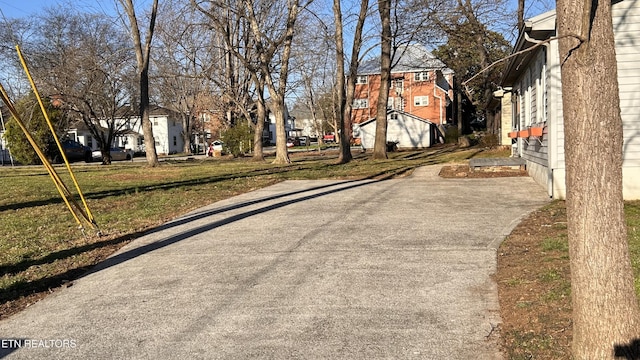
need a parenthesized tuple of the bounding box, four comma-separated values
(120, 0, 159, 167)
(557, 0, 640, 358)
(242, 0, 298, 165)
(372, 0, 392, 160)
(270, 96, 290, 164)
(140, 67, 158, 165)
(181, 113, 191, 154)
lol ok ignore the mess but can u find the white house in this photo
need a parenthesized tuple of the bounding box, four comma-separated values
(498, 1, 640, 199)
(355, 109, 435, 150)
(289, 107, 324, 139)
(69, 106, 185, 155)
(264, 105, 298, 145)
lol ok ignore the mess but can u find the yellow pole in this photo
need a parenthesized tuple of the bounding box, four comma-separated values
(0, 83, 86, 228)
(15, 45, 98, 229)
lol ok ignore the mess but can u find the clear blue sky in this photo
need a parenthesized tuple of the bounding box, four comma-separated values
(0, 0, 51, 18)
(0, 0, 155, 20)
(1, 0, 551, 21)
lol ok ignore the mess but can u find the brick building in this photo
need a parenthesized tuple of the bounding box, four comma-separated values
(352, 44, 454, 127)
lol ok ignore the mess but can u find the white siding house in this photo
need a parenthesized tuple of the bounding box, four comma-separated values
(499, 0, 640, 199)
(356, 109, 434, 150)
(265, 106, 297, 145)
(69, 106, 184, 155)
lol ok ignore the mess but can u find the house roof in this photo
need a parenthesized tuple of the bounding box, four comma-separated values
(501, 9, 557, 85)
(358, 44, 452, 75)
(502, 0, 624, 86)
(357, 109, 434, 127)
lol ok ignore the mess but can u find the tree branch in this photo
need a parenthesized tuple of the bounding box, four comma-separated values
(461, 33, 586, 98)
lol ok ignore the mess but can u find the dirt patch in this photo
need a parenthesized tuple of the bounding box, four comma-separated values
(496, 201, 572, 359)
(439, 164, 529, 178)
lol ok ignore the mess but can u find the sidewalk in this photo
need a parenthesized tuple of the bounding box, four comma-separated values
(0, 166, 549, 359)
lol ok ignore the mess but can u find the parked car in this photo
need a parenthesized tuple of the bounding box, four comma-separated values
(323, 133, 336, 143)
(212, 140, 224, 152)
(92, 147, 134, 161)
(207, 140, 224, 156)
(50, 139, 92, 163)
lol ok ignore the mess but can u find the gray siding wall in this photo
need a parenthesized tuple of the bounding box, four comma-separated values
(518, 49, 549, 167)
(614, 0, 640, 166)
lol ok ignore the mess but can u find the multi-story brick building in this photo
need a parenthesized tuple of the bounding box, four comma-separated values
(352, 44, 454, 127)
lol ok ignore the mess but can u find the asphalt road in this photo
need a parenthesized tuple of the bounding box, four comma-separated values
(0, 165, 549, 359)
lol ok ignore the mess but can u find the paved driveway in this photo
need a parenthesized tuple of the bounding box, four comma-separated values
(0, 166, 549, 359)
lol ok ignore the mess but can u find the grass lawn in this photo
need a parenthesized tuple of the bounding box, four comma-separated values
(0, 145, 504, 318)
(497, 200, 640, 359)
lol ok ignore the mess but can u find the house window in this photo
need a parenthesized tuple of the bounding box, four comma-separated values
(414, 96, 429, 106)
(356, 75, 368, 84)
(387, 97, 404, 111)
(138, 138, 144, 146)
(353, 98, 369, 109)
(199, 113, 206, 122)
(414, 72, 430, 81)
(153, 118, 158, 126)
(389, 113, 398, 120)
(87, 136, 93, 148)
(173, 136, 177, 146)
(392, 79, 404, 96)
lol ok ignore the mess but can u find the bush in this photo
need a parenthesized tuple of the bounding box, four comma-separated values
(478, 133, 499, 148)
(220, 122, 253, 157)
(4, 94, 64, 165)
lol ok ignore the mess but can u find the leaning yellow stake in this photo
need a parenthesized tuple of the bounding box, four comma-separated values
(15, 45, 99, 233)
(0, 82, 88, 229)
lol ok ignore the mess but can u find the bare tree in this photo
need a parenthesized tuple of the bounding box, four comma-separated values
(0, 17, 33, 99)
(333, 0, 370, 163)
(342, 0, 370, 160)
(191, 0, 272, 161)
(153, 0, 213, 154)
(11, 8, 135, 165)
(290, 19, 333, 148)
(244, 0, 310, 164)
(410, 0, 515, 133)
(556, 0, 640, 358)
(118, 0, 160, 167)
